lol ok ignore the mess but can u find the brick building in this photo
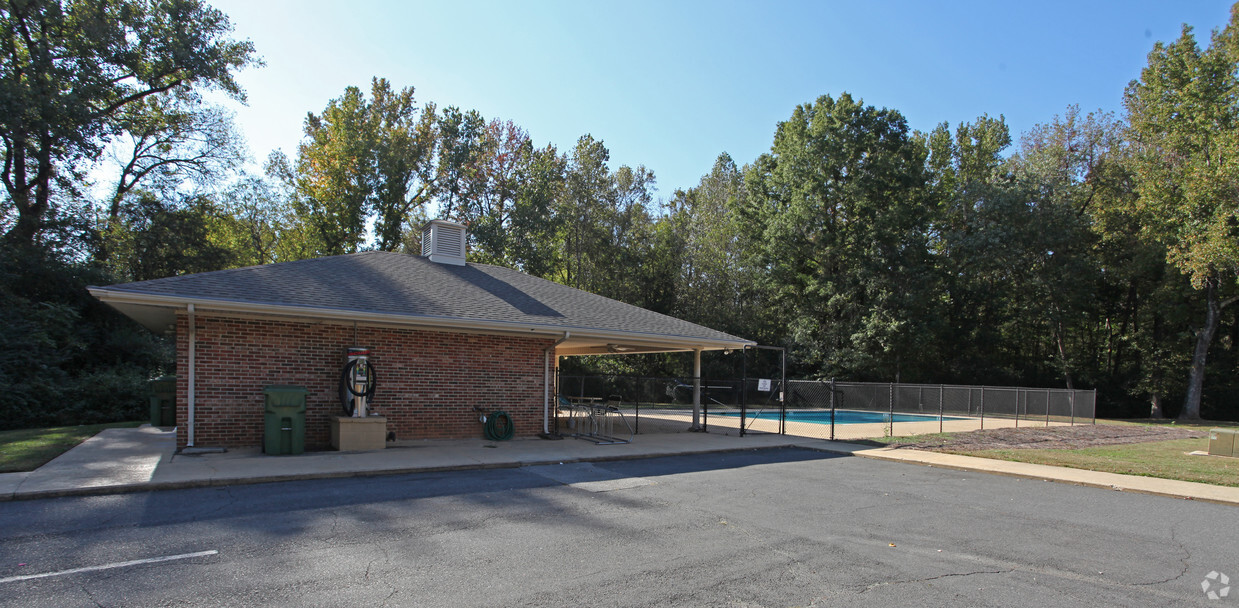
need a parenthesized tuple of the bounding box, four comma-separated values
(90, 220, 751, 451)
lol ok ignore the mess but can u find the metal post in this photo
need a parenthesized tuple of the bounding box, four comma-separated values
(780, 349, 787, 436)
(740, 347, 747, 438)
(702, 386, 709, 432)
(1070, 390, 1076, 426)
(1014, 388, 1020, 428)
(829, 378, 836, 441)
(1044, 389, 1051, 427)
(635, 377, 642, 435)
(888, 382, 895, 437)
(980, 386, 986, 430)
(1092, 389, 1097, 425)
(939, 384, 944, 433)
(690, 348, 703, 432)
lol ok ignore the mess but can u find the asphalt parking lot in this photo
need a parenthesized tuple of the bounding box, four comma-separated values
(0, 447, 1234, 607)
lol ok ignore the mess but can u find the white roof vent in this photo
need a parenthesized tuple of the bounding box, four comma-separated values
(421, 219, 467, 266)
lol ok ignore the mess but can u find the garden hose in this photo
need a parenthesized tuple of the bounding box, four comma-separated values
(483, 411, 515, 441)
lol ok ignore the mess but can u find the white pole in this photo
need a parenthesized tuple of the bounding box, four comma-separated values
(543, 333, 570, 435)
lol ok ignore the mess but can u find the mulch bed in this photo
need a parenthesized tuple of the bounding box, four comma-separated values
(886, 424, 1207, 452)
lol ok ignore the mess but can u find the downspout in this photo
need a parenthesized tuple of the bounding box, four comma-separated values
(543, 332, 570, 435)
(187, 304, 196, 447)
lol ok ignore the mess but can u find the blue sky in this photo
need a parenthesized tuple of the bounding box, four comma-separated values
(208, 0, 1234, 198)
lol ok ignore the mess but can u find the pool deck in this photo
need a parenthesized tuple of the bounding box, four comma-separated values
(635, 409, 1070, 441)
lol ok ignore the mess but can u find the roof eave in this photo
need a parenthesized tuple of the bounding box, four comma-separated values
(88, 287, 754, 353)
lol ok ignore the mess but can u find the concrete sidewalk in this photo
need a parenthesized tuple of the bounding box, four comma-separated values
(2, 425, 1237, 506)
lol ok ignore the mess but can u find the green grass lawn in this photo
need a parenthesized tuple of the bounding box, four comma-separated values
(0, 421, 143, 473)
(961, 436, 1239, 487)
(873, 419, 1239, 487)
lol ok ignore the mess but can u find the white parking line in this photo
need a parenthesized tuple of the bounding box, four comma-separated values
(0, 550, 218, 584)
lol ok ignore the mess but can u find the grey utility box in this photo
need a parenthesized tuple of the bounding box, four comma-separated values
(1208, 428, 1237, 457)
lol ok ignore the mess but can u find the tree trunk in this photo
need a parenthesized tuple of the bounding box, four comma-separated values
(1180, 278, 1223, 421)
(3, 204, 43, 245)
(1055, 323, 1075, 390)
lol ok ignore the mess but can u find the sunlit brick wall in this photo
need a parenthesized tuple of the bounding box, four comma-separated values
(174, 313, 550, 450)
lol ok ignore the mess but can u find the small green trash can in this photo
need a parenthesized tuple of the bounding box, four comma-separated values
(263, 385, 307, 455)
(148, 375, 177, 427)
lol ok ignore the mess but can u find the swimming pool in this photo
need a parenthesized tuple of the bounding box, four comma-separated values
(715, 409, 966, 425)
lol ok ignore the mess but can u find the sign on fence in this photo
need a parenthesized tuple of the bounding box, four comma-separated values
(758, 379, 772, 392)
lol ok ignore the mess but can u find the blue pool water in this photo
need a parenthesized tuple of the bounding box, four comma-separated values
(716, 409, 965, 425)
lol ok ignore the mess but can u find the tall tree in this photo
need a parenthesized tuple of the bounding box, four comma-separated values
(370, 79, 437, 252)
(742, 93, 935, 380)
(0, 0, 256, 245)
(97, 93, 245, 261)
(667, 153, 755, 336)
(1124, 10, 1239, 419)
(292, 85, 374, 255)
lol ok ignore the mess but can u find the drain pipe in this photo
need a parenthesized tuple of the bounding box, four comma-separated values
(187, 304, 196, 447)
(543, 332, 570, 434)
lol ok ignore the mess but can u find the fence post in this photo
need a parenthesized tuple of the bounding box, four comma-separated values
(1015, 388, 1020, 428)
(939, 384, 944, 433)
(1070, 390, 1076, 426)
(888, 382, 895, 437)
(703, 383, 709, 433)
(829, 378, 836, 441)
(980, 386, 986, 430)
(1092, 389, 1097, 424)
(1044, 389, 1050, 427)
(740, 350, 747, 438)
(635, 377, 642, 435)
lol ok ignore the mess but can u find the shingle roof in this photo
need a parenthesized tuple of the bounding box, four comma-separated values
(89, 251, 751, 352)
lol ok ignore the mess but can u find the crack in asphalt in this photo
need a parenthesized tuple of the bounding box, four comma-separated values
(80, 582, 106, 608)
(860, 568, 1016, 593)
(190, 486, 239, 522)
(1134, 526, 1192, 587)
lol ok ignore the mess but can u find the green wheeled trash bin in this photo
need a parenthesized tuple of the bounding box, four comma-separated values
(148, 375, 177, 427)
(263, 385, 307, 455)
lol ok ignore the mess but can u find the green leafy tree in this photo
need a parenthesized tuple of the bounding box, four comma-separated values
(667, 153, 759, 338)
(370, 79, 438, 252)
(105, 191, 235, 281)
(741, 93, 935, 380)
(0, 243, 169, 429)
(0, 0, 256, 245)
(923, 116, 1016, 383)
(211, 174, 291, 266)
(1124, 11, 1239, 419)
(292, 85, 374, 255)
(97, 93, 245, 261)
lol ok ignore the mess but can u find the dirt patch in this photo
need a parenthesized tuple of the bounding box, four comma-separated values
(887, 424, 1206, 452)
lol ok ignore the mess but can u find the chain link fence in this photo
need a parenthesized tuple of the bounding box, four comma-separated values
(555, 374, 1096, 440)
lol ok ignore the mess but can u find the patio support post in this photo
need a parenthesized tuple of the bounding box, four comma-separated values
(690, 348, 703, 431)
(542, 332, 570, 435)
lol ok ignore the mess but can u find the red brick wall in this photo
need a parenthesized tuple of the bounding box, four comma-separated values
(174, 313, 551, 449)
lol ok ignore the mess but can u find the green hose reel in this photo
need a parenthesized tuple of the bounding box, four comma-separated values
(482, 410, 514, 441)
